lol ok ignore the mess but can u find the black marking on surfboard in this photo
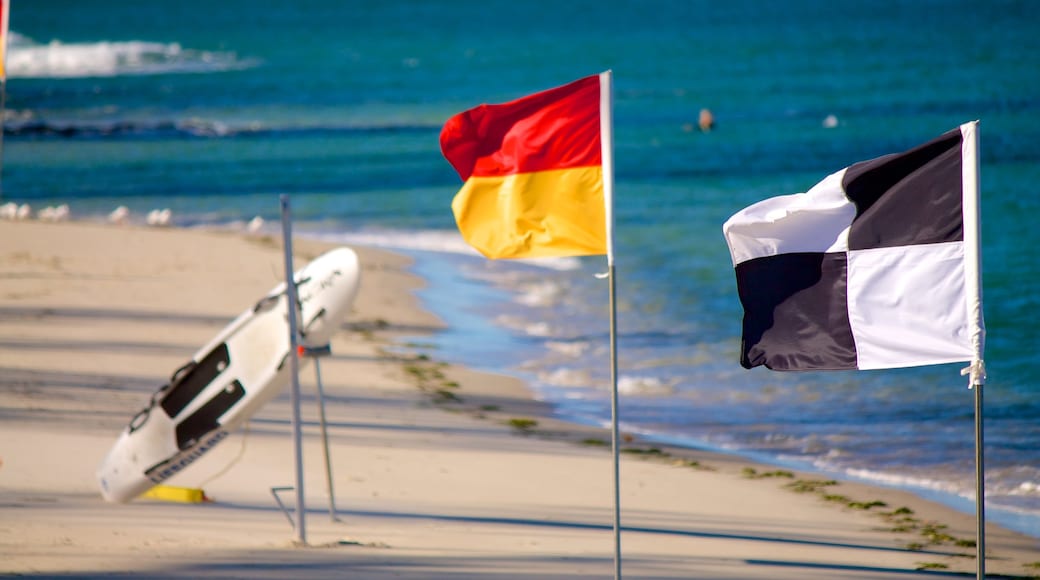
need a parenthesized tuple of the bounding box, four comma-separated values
(160, 344, 231, 418)
(174, 380, 245, 451)
(301, 307, 327, 338)
(144, 430, 229, 484)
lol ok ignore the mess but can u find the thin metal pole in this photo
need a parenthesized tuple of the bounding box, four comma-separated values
(310, 348, 341, 522)
(974, 382, 985, 579)
(279, 194, 307, 545)
(608, 264, 621, 580)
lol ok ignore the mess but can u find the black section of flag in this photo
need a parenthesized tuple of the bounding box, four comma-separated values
(844, 128, 964, 251)
(735, 252, 856, 371)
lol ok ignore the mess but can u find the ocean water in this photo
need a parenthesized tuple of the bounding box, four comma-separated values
(7, 0, 1040, 538)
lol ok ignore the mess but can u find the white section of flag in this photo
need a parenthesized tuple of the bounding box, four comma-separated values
(723, 169, 855, 265)
(847, 242, 973, 370)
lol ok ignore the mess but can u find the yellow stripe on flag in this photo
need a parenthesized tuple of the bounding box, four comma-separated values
(451, 166, 605, 259)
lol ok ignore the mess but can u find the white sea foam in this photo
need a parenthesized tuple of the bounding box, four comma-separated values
(512, 256, 582, 271)
(6, 33, 256, 78)
(316, 228, 581, 271)
(515, 280, 564, 307)
(318, 229, 478, 256)
(1012, 481, 1040, 496)
(617, 375, 677, 396)
(544, 340, 591, 357)
(539, 368, 593, 388)
(524, 322, 553, 337)
(841, 467, 968, 498)
(493, 314, 556, 338)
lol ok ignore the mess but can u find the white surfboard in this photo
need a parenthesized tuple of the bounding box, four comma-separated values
(97, 247, 361, 503)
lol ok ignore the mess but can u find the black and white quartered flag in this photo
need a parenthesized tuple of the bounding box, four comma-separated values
(723, 122, 985, 373)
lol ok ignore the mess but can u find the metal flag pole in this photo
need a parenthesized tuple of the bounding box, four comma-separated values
(279, 194, 307, 545)
(959, 120, 986, 580)
(607, 261, 621, 580)
(597, 69, 622, 580)
(974, 379, 985, 579)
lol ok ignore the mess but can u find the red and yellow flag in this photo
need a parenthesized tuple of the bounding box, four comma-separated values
(0, 0, 10, 82)
(440, 73, 607, 259)
(0, 0, 9, 82)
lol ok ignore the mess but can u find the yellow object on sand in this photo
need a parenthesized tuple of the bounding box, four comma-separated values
(142, 485, 209, 503)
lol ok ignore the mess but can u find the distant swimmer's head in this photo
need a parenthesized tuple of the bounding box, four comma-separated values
(698, 108, 715, 132)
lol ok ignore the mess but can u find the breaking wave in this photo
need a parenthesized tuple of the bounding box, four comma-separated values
(6, 32, 257, 78)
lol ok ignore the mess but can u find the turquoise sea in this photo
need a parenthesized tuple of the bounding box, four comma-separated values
(6, 0, 1040, 538)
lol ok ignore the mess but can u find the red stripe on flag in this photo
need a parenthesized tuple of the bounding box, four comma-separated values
(440, 74, 601, 180)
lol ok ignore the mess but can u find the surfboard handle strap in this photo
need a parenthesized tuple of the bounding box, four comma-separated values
(127, 361, 192, 433)
(252, 275, 312, 314)
(253, 294, 280, 313)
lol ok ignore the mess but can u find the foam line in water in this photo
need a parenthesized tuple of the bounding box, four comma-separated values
(313, 229, 583, 271)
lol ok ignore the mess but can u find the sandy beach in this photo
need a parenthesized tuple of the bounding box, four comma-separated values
(1, 220, 1037, 579)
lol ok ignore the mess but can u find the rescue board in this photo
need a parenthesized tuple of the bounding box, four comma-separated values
(97, 247, 361, 503)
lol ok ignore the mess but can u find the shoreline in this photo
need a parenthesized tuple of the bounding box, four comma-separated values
(391, 244, 1040, 544)
(1, 219, 1037, 578)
